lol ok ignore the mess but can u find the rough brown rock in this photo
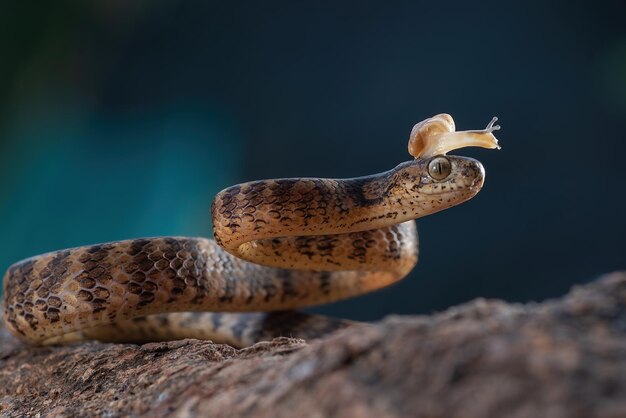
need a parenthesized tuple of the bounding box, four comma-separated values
(2, 272, 626, 418)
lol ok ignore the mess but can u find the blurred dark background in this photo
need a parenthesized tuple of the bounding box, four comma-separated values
(1, 0, 625, 321)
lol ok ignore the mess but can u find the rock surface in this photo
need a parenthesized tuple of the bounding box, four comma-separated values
(2, 272, 626, 418)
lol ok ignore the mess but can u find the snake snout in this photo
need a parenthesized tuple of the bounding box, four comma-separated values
(468, 160, 485, 191)
(444, 156, 485, 193)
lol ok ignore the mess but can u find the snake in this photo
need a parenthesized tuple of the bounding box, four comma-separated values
(1, 114, 500, 347)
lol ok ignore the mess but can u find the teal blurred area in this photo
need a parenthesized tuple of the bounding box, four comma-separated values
(1, 0, 625, 320)
(0, 1, 241, 271)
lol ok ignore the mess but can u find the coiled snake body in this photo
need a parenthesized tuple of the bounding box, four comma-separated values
(2, 115, 499, 347)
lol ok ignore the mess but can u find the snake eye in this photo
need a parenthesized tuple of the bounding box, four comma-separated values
(427, 156, 452, 180)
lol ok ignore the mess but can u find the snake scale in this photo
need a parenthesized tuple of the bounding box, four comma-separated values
(1, 114, 500, 347)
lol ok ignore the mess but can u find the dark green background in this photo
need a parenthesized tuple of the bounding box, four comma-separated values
(1, 1, 625, 320)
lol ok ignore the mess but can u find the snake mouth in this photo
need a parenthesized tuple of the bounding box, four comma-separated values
(420, 186, 480, 197)
(419, 172, 484, 197)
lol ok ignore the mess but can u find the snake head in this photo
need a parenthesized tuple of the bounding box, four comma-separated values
(419, 155, 485, 194)
(388, 155, 485, 217)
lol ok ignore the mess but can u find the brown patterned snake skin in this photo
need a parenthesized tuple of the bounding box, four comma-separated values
(2, 115, 500, 347)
